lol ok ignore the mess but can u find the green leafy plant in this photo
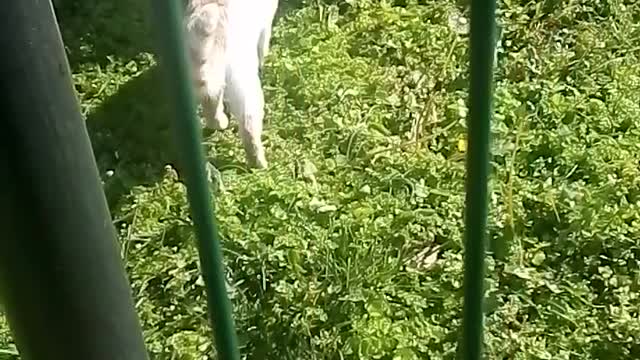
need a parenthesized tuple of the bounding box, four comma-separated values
(1, 0, 639, 359)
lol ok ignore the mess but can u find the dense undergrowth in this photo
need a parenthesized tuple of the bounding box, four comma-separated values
(1, 0, 640, 359)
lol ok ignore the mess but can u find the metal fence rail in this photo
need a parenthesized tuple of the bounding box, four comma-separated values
(459, 0, 497, 358)
(149, 1, 241, 359)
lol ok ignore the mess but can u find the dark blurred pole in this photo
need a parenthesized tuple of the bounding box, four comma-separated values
(0, 1, 149, 359)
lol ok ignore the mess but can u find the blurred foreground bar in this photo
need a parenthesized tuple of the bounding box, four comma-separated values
(0, 1, 149, 359)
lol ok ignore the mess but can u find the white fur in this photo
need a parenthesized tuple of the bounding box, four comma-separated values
(185, 0, 278, 169)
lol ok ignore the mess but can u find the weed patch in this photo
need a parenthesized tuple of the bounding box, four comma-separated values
(1, 0, 640, 359)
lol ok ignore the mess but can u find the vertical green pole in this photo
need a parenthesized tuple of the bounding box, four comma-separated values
(148, 1, 240, 360)
(459, 0, 496, 358)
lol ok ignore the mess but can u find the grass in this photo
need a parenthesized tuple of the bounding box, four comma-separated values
(1, 0, 640, 358)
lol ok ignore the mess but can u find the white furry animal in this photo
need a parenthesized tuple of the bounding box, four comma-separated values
(184, 0, 278, 169)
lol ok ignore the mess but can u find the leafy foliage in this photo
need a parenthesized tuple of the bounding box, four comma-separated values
(1, 0, 640, 359)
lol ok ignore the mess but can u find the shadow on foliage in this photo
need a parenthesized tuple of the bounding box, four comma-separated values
(54, 0, 153, 71)
(84, 67, 177, 210)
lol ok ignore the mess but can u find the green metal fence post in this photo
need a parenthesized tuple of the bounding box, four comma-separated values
(148, 1, 241, 360)
(0, 1, 149, 359)
(459, 0, 497, 358)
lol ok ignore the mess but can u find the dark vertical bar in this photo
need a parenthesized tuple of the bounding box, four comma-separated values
(148, 1, 240, 360)
(459, 0, 496, 358)
(0, 1, 149, 359)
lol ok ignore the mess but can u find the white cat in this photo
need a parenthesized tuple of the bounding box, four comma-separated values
(185, 0, 278, 169)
